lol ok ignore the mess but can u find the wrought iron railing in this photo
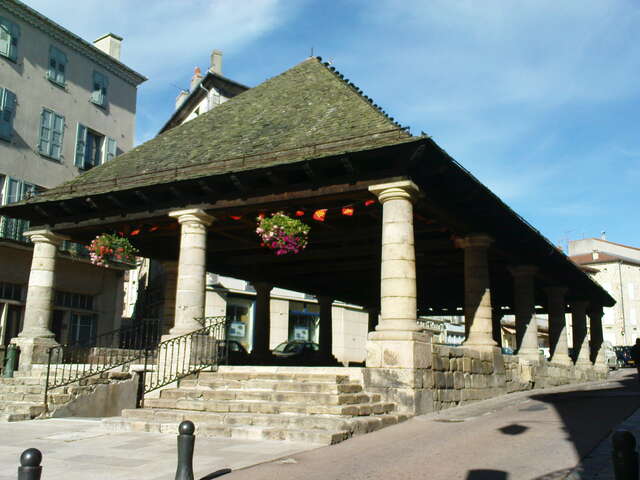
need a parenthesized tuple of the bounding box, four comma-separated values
(44, 319, 163, 400)
(142, 316, 226, 398)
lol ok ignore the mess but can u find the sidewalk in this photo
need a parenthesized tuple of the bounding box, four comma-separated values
(567, 389, 640, 479)
(0, 417, 320, 480)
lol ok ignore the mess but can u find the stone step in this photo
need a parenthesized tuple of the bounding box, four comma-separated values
(104, 410, 409, 445)
(0, 402, 45, 417)
(196, 372, 350, 384)
(143, 397, 395, 416)
(120, 408, 409, 432)
(0, 412, 32, 422)
(0, 384, 45, 394)
(0, 377, 47, 386)
(104, 417, 348, 445)
(180, 378, 363, 394)
(0, 392, 45, 402)
(159, 388, 378, 405)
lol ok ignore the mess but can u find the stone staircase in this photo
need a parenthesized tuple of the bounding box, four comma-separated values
(104, 370, 409, 444)
(0, 366, 132, 421)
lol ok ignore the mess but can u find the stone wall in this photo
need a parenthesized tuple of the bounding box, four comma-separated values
(363, 342, 608, 415)
(429, 345, 607, 412)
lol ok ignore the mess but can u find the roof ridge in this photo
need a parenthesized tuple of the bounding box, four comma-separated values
(311, 56, 409, 133)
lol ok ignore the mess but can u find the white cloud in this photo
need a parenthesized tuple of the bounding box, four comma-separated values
(25, 0, 297, 88)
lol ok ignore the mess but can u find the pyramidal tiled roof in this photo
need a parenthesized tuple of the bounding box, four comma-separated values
(30, 57, 413, 203)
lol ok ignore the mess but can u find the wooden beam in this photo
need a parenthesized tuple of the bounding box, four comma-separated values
(133, 190, 151, 204)
(107, 195, 125, 209)
(46, 175, 405, 230)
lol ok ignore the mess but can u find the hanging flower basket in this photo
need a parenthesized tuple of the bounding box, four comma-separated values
(88, 233, 138, 268)
(256, 212, 310, 256)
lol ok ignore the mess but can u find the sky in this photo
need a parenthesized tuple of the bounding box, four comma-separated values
(25, 0, 640, 251)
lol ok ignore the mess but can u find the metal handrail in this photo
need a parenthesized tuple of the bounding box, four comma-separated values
(44, 319, 164, 403)
(142, 316, 226, 399)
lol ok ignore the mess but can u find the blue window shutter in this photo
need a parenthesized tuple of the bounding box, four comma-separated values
(91, 72, 103, 105)
(39, 109, 52, 154)
(50, 113, 64, 160)
(75, 124, 87, 167)
(0, 18, 20, 61)
(0, 88, 16, 141)
(105, 137, 117, 162)
(0, 22, 9, 58)
(91, 71, 107, 106)
(48, 46, 67, 85)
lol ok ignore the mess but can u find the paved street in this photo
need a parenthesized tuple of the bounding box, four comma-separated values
(0, 371, 638, 479)
(226, 369, 640, 480)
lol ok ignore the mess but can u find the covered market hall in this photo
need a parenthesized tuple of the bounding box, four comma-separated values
(0, 57, 614, 414)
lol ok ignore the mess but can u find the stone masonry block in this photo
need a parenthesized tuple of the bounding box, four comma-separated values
(453, 371, 465, 389)
(471, 359, 482, 374)
(462, 357, 472, 373)
(445, 372, 454, 389)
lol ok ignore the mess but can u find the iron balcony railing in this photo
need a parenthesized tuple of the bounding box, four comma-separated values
(44, 319, 164, 401)
(0, 216, 30, 243)
(142, 316, 226, 398)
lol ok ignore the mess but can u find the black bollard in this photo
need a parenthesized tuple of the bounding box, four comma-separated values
(176, 420, 195, 480)
(612, 430, 638, 480)
(18, 448, 42, 480)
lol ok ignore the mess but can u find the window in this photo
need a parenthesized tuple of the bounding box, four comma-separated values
(288, 301, 319, 343)
(75, 123, 116, 169)
(69, 313, 96, 346)
(38, 108, 65, 160)
(90, 71, 108, 107)
(0, 176, 36, 241)
(47, 46, 68, 86)
(0, 86, 16, 142)
(54, 291, 94, 311)
(0, 16, 19, 62)
(0, 281, 22, 301)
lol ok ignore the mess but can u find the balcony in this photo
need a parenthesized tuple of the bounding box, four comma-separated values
(0, 216, 89, 258)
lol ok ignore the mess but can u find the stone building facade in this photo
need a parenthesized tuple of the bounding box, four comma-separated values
(570, 238, 640, 346)
(0, 0, 145, 351)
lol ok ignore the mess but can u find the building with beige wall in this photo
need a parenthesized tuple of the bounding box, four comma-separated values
(570, 237, 640, 346)
(0, 0, 145, 349)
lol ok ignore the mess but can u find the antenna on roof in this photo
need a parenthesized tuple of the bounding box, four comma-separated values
(310, 47, 314, 57)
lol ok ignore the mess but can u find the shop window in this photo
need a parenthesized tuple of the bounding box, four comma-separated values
(225, 297, 253, 351)
(288, 301, 319, 343)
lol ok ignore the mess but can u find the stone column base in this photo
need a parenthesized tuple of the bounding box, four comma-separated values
(366, 331, 432, 369)
(363, 367, 433, 415)
(12, 336, 58, 370)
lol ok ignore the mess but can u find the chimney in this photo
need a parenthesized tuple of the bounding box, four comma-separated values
(93, 33, 123, 60)
(190, 66, 203, 92)
(175, 90, 189, 110)
(601, 230, 607, 240)
(210, 49, 223, 74)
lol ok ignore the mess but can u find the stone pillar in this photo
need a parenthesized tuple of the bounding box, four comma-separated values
(251, 282, 273, 364)
(588, 304, 605, 366)
(161, 260, 178, 335)
(167, 209, 213, 336)
(366, 180, 430, 373)
(571, 300, 590, 366)
(509, 265, 539, 360)
(545, 286, 571, 364)
(370, 181, 420, 334)
(318, 296, 334, 361)
(13, 229, 68, 368)
(461, 234, 497, 350)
